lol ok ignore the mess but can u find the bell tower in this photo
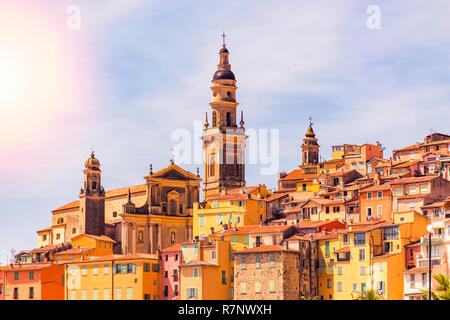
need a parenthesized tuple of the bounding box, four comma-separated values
(301, 118, 319, 166)
(79, 151, 105, 236)
(202, 35, 247, 199)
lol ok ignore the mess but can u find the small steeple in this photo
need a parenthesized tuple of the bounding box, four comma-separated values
(240, 110, 245, 127)
(204, 112, 209, 128)
(126, 188, 133, 204)
(149, 164, 153, 175)
(197, 167, 200, 177)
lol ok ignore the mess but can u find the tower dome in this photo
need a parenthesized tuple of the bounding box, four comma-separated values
(85, 151, 100, 169)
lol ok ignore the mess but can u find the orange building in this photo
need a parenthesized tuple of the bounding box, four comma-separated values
(0, 263, 64, 300)
(359, 183, 393, 223)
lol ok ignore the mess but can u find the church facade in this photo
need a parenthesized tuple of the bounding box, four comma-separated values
(37, 155, 201, 255)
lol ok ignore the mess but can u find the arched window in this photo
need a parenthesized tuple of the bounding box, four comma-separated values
(210, 157, 215, 177)
(170, 231, 176, 244)
(226, 112, 231, 126)
(57, 218, 64, 224)
(169, 199, 177, 215)
(212, 111, 217, 127)
(92, 181, 97, 190)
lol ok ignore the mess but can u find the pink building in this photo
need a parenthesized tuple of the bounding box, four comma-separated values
(160, 244, 182, 300)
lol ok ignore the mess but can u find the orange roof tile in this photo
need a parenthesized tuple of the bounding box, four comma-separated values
(55, 247, 94, 255)
(360, 184, 391, 193)
(217, 225, 260, 235)
(249, 225, 293, 234)
(390, 175, 439, 185)
(281, 170, 317, 181)
(335, 246, 350, 253)
(64, 253, 158, 264)
(52, 200, 80, 212)
(0, 263, 53, 272)
(266, 192, 289, 202)
(393, 144, 420, 152)
(72, 234, 117, 243)
(403, 266, 429, 274)
(161, 244, 182, 252)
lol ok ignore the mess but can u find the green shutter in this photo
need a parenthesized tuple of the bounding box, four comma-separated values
(194, 288, 198, 298)
(243, 235, 248, 245)
(186, 288, 189, 298)
(232, 235, 237, 244)
(325, 241, 330, 257)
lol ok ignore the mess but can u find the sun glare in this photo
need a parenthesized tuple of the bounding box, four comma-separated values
(0, 49, 30, 108)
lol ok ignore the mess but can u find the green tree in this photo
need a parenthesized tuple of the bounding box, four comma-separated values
(355, 289, 384, 300)
(422, 273, 450, 300)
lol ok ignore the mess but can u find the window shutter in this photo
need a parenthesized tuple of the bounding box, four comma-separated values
(186, 288, 189, 298)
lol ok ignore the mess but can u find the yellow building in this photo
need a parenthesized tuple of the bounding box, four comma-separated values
(64, 254, 160, 300)
(179, 240, 233, 300)
(55, 234, 116, 262)
(316, 231, 340, 300)
(333, 211, 429, 300)
(193, 185, 270, 239)
(317, 159, 345, 175)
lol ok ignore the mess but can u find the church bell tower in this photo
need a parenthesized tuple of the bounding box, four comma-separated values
(79, 151, 105, 236)
(301, 119, 319, 166)
(202, 35, 247, 199)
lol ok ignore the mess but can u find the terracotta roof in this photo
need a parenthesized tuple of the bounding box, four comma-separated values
(360, 184, 391, 193)
(52, 200, 80, 212)
(216, 225, 260, 235)
(266, 192, 289, 202)
(161, 244, 182, 252)
(392, 160, 421, 168)
(281, 170, 317, 181)
(402, 266, 429, 274)
(31, 245, 58, 253)
(335, 246, 350, 253)
(207, 186, 263, 200)
(0, 263, 53, 272)
(394, 144, 420, 152)
(72, 234, 117, 243)
(296, 220, 345, 229)
(285, 234, 309, 241)
(390, 175, 439, 185)
(106, 184, 147, 198)
(314, 231, 340, 240)
(328, 170, 356, 177)
(64, 253, 158, 264)
(54, 247, 94, 255)
(249, 225, 293, 234)
(342, 220, 389, 233)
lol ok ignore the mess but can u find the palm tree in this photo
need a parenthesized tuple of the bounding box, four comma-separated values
(355, 289, 384, 300)
(422, 273, 450, 300)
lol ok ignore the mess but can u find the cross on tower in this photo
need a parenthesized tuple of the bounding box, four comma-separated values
(308, 115, 313, 126)
(221, 31, 226, 44)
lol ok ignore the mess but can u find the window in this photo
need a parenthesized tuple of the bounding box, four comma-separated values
(14, 272, 19, 280)
(217, 213, 223, 225)
(353, 283, 357, 291)
(407, 185, 417, 195)
(222, 271, 227, 284)
(422, 273, 427, 287)
(337, 266, 342, 275)
(175, 254, 179, 261)
(92, 288, 99, 300)
(113, 211, 117, 218)
(359, 249, 365, 261)
(409, 199, 415, 208)
(384, 226, 399, 240)
(367, 192, 372, 200)
(235, 215, 241, 225)
(327, 278, 332, 289)
(127, 287, 133, 300)
(367, 207, 372, 217)
(419, 184, 428, 194)
(29, 271, 34, 280)
(81, 289, 87, 300)
(410, 274, 415, 288)
(93, 265, 99, 275)
(70, 290, 76, 300)
(187, 287, 198, 299)
(193, 268, 199, 278)
(269, 280, 275, 293)
(337, 282, 342, 291)
(360, 266, 365, 275)
(361, 283, 366, 295)
(212, 200, 218, 208)
(377, 191, 383, 199)
(343, 234, 348, 244)
(359, 162, 364, 170)
(163, 286, 169, 297)
(325, 241, 330, 258)
(393, 187, 402, 196)
(173, 269, 178, 281)
(152, 263, 160, 273)
(351, 162, 356, 169)
(104, 288, 110, 300)
(29, 287, 34, 299)
(175, 285, 179, 296)
(255, 256, 261, 269)
(211, 250, 216, 260)
(377, 205, 382, 216)
(232, 235, 237, 244)
(326, 207, 330, 214)
(241, 257, 246, 270)
(240, 282, 247, 294)
(243, 234, 249, 245)
(56, 233, 61, 240)
(199, 215, 205, 227)
(115, 288, 122, 300)
(143, 263, 150, 273)
(255, 281, 261, 293)
(269, 255, 275, 268)
(354, 233, 365, 246)
(165, 271, 168, 278)
(81, 266, 87, 276)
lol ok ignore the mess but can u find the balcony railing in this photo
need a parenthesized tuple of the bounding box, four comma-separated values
(317, 267, 334, 274)
(420, 235, 445, 245)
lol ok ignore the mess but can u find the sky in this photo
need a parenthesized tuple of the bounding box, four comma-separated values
(1, 0, 450, 264)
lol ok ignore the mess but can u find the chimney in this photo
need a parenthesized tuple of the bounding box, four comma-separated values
(210, 227, 215, 234)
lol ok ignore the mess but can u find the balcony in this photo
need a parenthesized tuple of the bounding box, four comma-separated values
(420, 234, 445, 245)
(317, 267, 334, 274)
